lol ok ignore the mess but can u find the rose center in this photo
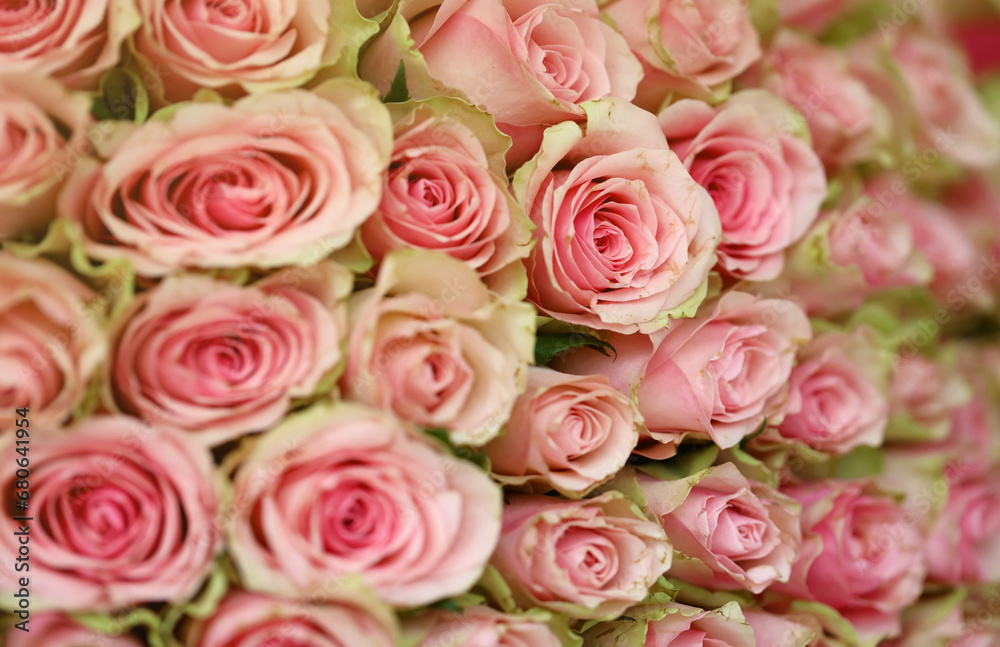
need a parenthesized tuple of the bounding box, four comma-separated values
(320, 482, 395, 552)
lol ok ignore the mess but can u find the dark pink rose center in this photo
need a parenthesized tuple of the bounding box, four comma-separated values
(319, 482, 396, 553)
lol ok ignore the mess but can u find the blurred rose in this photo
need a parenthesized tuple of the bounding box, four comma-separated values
(341, 250, 534, 447)
(776, 0, 848, 34)
(0, 76, 92, 240)
(638, 463, 802, 593)
(926, 472, 1000, 585)
(405, 606, 564, 647)
(110, 263, 350, 447)
(492, 492, 671, 619)
(362, 99, 532, 296)
(0, 253, 106, 432)
(483, 367, 639, 496)
(582, 601, 756, 646)
(741, 30, 889, 167)
(228, 403, 502, 606)
(185, 589, 398, 647)
(606, 0, 760, 109)
(659, 90, 826, 281)
(560, 291, 810, 456)
(903, 196, 982, 303)
(743, 608, 816, 647)
(889, 354, 971, 443)
(60, 79, 391, 276)
(517, 98, 720, 334)
(6, 612, 142, 646)
(0, 416, 221, 611)
(775, 480, 926, 642)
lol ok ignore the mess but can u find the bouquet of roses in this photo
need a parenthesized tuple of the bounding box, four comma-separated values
(2, 0, 1000, 643)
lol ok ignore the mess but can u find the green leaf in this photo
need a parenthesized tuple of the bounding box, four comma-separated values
(383, 61, 410, 103)
(739, 418, 767, 448)
(534, 333, 616, 365)
(92, 68, 150, 123)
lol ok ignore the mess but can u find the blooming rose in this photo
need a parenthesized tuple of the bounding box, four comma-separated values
(362, 98, 532, 296)
(637, 463, 802, 594)
(359, 0, 642, 159)
(185, 590, 399, 647)
(341, 250, 534, 447)
(6, 612, 142, 647)
(130, 0, 370, 103)
(581, 602, 756, 646)
(59, 79, 391, 276)
(888, 354, 971, 443)
(109, 263, 350, 446)
(775, 480, 927, 642)
(768, 329, 889, 454)
(740, 30, 889, 167)
(0, 0, 138, 89)
(227, 403, 503, 607)
(559, 291, 811, 456)
(492, 492, 671, 619)
(483, 367, 639, 496)
(405, 606, 565, 647)
(606, 0, 760, 108)
(659, 90, 827, 281)
(0, 76, 92, 240)
(516, 98, 720, 333)
(0, 416, 221, 611)
(849, 29, 1000, 170)
(0, 253, 106, 432)
(925, 472, 1000, 585)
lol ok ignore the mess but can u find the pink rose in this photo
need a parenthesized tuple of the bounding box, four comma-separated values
(483, 366, 640, 496)
(227, 403, 502, 607)
(637, 463, 803, 594)
(849, 29, 1000, 170)
(559, 291, 811, 456)
(769, 329, 889, 455)
(341, 250, 534, 447)
(775, 480, 926, 642)
(360, 0, 642, 159)
(362, 99, 532, 296)
(517, 98, 720, 334)
(59, 80, 391, 277)
(109, 263, 350, 447)
(742, 608, 817, 647)
(0, 253, 106, 432)
(741, 30, 889, 167)
(582, 602, 756, 646)
(6, 612, 142, 646)
(659, 90, 827, 281)
(131, 0, 368, 103)
(903, 196, 982, 303)
(492, 492, 671, 619)
(0, 76, 92, 240)
(0, 416, 221, 611)
(606, 0, 760, 108)
(185, 590, 399, 647)
(405, 606, 565, 647)
(0, 0, 138, 89)
(889, 354, 971, 442)
(925, 472, 1000, 585)
(776, 0, 848, 34)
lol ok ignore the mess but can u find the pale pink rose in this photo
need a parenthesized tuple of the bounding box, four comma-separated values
(517, 98, 720, 334)
(0, 76, 92, 240)
(109, 263, 350, 447)
(741, 30, 889, 167)
(492, 492, 671, 619)
(359, 0, 642, 159)
(880, 594, 967, 647)
(0, 0, 138, 89)
(59, 80, 391, 277)
(6, 612, 142, 647)
(483, 366, 639, 496)
(606, 0, 760, 109)
(0, 253, 106, 432)
(583, 602, 756, 646)
(771, 330, 889, 454)
(775, 480, 927, 642)
(850, 30, 1000, 170)
(131, 0, 365, 103)
(405, 606, 564, 647)
(776, 0, 848, 34)
(185, 590, 399, 647)
(742, 608, 817, 647)
(341, 251, 534, 447)
(227, 403, 503, 607)
(925, 472, 1000, 585)
(559, 291, 811, 456)
(943, 172, 1000, 280)
(659, 90, 827, 281)
(362, 99, 532, 296)
(889, 354, 971, 442)
(638, 463, 803, 594)
(0, 415, 221, 612)
(903, 196, 982, 303)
